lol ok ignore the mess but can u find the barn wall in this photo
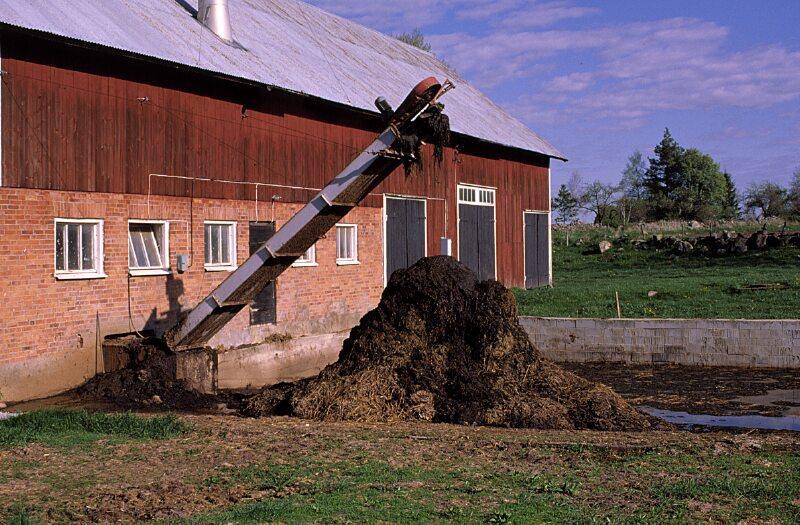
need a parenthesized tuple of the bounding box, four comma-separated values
(0, 186, 383, 402)
(0, 32, 550, 289)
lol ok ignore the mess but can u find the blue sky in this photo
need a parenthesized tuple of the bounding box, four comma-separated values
(308, 0, 800, 192)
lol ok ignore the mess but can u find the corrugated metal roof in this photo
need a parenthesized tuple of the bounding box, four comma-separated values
(0, 0, 565, 159)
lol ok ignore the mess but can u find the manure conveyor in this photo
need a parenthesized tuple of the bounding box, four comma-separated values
(166, 77, 453, 351)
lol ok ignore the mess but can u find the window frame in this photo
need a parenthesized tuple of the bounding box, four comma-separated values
(203, 220, 238, 272)
(335, 223, 359, 265)
(128, 219, 171, 276)
(292, 243, 318, 267)
(53, 218, 106, 280)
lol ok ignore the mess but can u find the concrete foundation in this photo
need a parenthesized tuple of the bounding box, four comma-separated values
(0, 344, 98, 403)
(215, 331, 348, 390)
(521, 317, 800, 368)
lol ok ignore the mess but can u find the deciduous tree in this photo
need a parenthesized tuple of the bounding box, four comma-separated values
(744, 182, 788, 219)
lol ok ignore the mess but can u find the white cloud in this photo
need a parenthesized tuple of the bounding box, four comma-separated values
(545, 72, 593, 92)
(429, 17, 800, 127)
(304, 0, 800, 150)
(495, 1, 600, 28)
(305, 0, 599, 33)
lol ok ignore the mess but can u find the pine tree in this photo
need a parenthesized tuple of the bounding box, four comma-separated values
(553, 184, 579, 225)
(644, 128, 684, 219)
(722, 172, 740, 219)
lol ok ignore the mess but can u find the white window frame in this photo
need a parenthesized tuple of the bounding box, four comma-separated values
(292, 243, 318, 267)
(457, 184, 495, 206)
(204, 220, 238, 272)
(128, 219, 170, 276)
(335, 223, 359, 265)
(53, 218, 106, 280)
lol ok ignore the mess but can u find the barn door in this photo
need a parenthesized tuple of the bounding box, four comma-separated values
(385, 197, 426, 282)
(524, 212, 550, 288)
(249, 222, 277, 325)
(457, 185, 496, 280)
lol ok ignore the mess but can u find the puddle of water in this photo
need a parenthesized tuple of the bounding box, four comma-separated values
(641, 407, 800, 432)
(735, 389, 800, 416)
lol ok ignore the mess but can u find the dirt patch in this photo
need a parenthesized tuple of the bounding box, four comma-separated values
(245, 257, 660, 431)
(78, 338, 228, 411)
(564, 363, 800, 416)
(1, 415, 797, 524)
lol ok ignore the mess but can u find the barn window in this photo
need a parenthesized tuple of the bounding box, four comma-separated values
(458, 185, 495, 206)
(204, 221, 237, 271)
(335, 224, 358, 265)
(292, 243, 317, 267)
(128, 220, 170, 275)
(54, 219, 105, 280)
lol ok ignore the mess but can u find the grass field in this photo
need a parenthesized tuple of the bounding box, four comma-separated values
(0, 408, 188, 449)
(1, 410, 799, 524)
(514, 226, 800, 319)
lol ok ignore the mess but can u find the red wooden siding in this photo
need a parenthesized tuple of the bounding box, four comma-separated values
(1, 33, 550, 287)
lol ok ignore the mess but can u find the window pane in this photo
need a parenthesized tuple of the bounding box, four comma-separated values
(337, 226, 356, 261)
(143, 230, 162, 268)
(128, 235, 137, 267)
(129, 223, 166, 269)
(349, 228, 355, 259)
(81, 224, 95, 270)
(220, 225, 231, 264)
(67, 223, 80, 271)
(55, 223, 65, 271)
(130, 230, 148, 267)
(210, 225, 220, 264)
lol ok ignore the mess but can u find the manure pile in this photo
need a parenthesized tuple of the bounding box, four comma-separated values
(245, 256, 656, 430)
(78, 337, 220, 410)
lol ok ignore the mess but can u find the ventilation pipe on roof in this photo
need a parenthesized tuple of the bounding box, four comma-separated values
(197, 0, 233, 42)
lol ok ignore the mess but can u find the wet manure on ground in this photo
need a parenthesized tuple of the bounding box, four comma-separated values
(245, 256, 658, 430)
(77, 337, 224, 410)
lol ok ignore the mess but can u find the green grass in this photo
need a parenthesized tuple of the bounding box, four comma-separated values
(0, 408, 189, 448)
(184, 450, 800, 524)
(6, 504, 40, 525)
(188, 461, 595, 524)
(515, 228, 800, 319)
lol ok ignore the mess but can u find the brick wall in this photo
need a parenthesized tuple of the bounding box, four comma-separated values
(0, 187, 383, 401)
(520, 317, 800, 368)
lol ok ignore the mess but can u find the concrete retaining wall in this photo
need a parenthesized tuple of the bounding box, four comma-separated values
(520, 317, 800, 368)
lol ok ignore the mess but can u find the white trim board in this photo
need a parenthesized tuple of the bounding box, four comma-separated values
(455, 183, 497, 280)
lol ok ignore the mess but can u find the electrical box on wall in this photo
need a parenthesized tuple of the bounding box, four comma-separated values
(440, 237, 452, 256)
(176, 254, 189, 273)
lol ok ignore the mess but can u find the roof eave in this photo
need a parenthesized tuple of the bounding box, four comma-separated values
(0, 22, 567, 162)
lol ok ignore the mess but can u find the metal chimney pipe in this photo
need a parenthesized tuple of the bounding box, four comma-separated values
(197, 0, 233, 42)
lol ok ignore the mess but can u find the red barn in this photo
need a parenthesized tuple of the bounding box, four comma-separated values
(0, 0, 564, 402)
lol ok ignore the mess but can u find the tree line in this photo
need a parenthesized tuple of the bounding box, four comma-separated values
(554, 128, 800, 226)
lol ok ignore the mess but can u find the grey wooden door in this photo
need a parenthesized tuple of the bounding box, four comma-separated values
(459, 203, 495, 280)
(249, 222, 277, 325)
(524, 212, 550, 288)
(385, 197, 426, 281)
